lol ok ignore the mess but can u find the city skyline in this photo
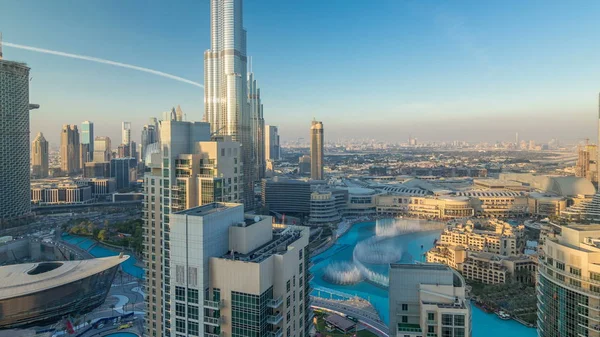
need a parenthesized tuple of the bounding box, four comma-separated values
(2, 1, 600, 144)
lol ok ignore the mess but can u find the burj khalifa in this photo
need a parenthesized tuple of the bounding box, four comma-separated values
(204, 0, 255, 208)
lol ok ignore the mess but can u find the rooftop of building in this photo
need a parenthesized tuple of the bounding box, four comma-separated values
(390, 263, 450, 271)
(456, 190, 523, 197)
(176, 202, 243, 217)
(0, 255, 128, 300)
(391, 263, 464, 287)
(220, 224, 306, 263)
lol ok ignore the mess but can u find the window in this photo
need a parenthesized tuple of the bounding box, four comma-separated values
(299, 263, 303, 273)
(188, 288, 199, 304)
(428, 326, 435, 333)
(401, 316, 408, 323)
(556, 262, 565, 271)
(175, 319, 185, 333)
(287, 280, 291, 292)
(428, 312, 435, 321)
(175, 302, 185, 317)
(442, 327, 452, 337)
(175, 286, 185, 301)
(287, 295, 291, 306)
(402, 303, 408, 311)
(442, 314, 453, 326)
(188, 321, 199, 336)
(188, 305, 199, 320)
(454, 315, 465, 326)
(454, 327, 465, 337)
(591, 272, 600, 281)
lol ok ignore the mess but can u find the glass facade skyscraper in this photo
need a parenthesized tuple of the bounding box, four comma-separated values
(204, 0, 255, 208)
(0, 53, 32, 227)
(81, 120, 94, 159)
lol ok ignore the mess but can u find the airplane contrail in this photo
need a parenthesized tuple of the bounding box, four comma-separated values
(2, 41, 204, 88)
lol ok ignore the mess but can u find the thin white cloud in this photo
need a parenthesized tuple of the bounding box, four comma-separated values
(3, 41, 204, 88)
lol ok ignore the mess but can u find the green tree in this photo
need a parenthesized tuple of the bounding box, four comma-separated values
(98, 229, 107, 241)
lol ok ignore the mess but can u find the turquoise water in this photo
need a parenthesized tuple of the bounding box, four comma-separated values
(62, 234, 144, 279)
(309, 221, 537, 337)
(103, 333, 138, 337)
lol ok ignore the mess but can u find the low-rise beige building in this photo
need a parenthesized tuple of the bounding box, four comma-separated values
(426, 245, 467, 270)
(438, 220, 521, 256)
(376, 195, 474, 219)
(426, 245, 536, 284)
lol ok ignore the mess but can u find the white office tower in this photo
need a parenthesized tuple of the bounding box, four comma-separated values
(204, 0, 255, 209)
(389, 264, 471, 337)
(93, 136, 112, 162)
(143, 120, 246, 337)
(122, 121, 132, 146)
(169, 203, 312, 337)
(248, 71, 265, 181)
(266, 125, 280, 160)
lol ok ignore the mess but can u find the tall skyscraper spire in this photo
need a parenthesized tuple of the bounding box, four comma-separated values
(204, 0, 255, 208)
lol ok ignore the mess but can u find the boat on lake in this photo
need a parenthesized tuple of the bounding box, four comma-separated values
(496, 310, 511, 320)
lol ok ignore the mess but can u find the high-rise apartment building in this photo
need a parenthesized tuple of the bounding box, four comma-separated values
(0, 37, 36, 227)
(110, 157, 137, 190)
(266, 125, 280, 160)
(143, 119, 247, 337)
(204, 0, 255, 208)
(117, 143, 130, 158)
(60, 125, 80, 175)
(168, 203, 312, 337)
(310, 120, 324, 180)
(537, 224, 600, 337)
(299, 155, 311, 175)
(389, 263, 471, 337)
(122, 121, 132, 146)
(81, 121, 94, 160)
(79, 143, 90, 169)
(93, 136, 112, 162)
(31, 132, 49, 179)
(141, 124, 158, 162)
(248, 71, 265, 180)
(576, 142, 598, 183)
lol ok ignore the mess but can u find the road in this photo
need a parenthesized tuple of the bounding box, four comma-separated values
(311, 297, 389, 337)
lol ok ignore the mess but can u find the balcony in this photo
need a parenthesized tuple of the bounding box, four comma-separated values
(204, 299, 223, 310)
(267, 297, 283, 308)
(397, 323, 422, 333)
(267, 313, 283, 325)
(205, 333, 222, 337)
(268, 329, 284, 337)
(203, 316, 221, 327)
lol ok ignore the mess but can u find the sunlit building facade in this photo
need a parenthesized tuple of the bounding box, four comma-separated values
(204, 0, 255, 209)
(537, 224, 600, 337)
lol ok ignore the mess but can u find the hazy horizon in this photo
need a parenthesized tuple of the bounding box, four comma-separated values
(2, 0, 600, 146)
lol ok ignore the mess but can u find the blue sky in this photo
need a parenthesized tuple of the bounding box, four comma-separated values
(2, 0, 600, 146)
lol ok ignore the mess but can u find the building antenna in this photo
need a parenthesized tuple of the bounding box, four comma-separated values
(0, 32, 3, 60)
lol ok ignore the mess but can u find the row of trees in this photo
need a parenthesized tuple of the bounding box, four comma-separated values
(66, 218, 143, 254)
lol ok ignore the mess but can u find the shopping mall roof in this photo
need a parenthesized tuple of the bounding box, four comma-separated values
(0, 255, 129, 300)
